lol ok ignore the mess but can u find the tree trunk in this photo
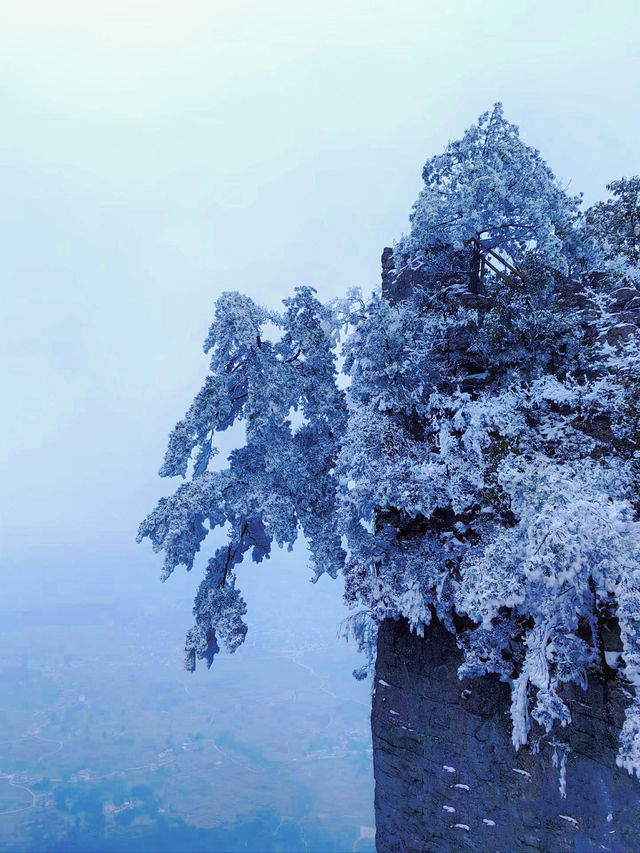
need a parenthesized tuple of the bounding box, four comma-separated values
(372, 617, 640, 853)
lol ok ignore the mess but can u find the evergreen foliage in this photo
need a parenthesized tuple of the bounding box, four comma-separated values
(139, 105, 640, 778)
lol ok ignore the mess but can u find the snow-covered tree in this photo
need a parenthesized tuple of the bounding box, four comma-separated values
(138, 287, 347, 670)
(139, 105, 640, 779)
(586, 176, 640, 266)
(395, 103, 582, 278)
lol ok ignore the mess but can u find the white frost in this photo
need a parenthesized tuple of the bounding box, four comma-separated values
(512, 768, 531, 779)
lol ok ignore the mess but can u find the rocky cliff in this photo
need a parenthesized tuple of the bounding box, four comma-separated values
(372, 617, 640, 852)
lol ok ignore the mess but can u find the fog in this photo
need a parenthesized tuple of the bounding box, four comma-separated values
(1, 0, 638, 848)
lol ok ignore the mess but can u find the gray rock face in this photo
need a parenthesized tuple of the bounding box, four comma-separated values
(380, 246, 472, 306)
(372, 617, 640, 852)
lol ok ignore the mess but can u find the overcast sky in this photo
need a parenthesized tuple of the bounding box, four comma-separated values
(2, 0, 639, 625)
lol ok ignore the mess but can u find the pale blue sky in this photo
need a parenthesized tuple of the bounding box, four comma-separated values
(1, 0, 638, 616)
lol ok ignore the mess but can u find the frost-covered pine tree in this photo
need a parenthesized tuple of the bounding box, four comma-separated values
(139, 104, 640, 784)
